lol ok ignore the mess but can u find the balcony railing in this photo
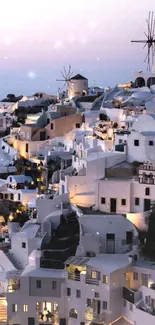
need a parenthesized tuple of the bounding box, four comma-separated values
(86, 278, 99, 285)
(68, 273, 80, 281)
(93, 312, 106, 323)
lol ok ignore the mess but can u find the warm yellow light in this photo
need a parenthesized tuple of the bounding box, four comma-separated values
(9, 214, 14, 221)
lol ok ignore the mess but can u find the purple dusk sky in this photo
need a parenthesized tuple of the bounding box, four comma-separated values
(0, 0, 154, 97)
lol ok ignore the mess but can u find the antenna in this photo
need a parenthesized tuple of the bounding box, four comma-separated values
(131, 11, 155, 71)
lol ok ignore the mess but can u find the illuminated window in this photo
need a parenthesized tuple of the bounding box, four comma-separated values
(95, 292, 99, 298)
(133, 272, 138, 280)
(87, 298, 91, 307)
(91, 271, 97, 279)
(23, 304, 28, 312)
(54, 303, 58, 311)
(69, 308, 78, 319)
(12, 304, 17, 312)
(103, 275, 108, 284)
(36, 302, 41, 310)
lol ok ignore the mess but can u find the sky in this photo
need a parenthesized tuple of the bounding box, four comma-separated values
(0, 0, 155, 98)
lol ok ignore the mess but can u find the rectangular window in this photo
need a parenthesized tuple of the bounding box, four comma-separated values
(101, 197, 106, 204)
(18, 193, 21, 201)
(133, 272, 138, 280)
(76, 289, 81, 298)
(149, 140, 154, 146)
(135, 198, 139, 206)
(54, 303, 58, 311)
(87, 298, 91, 307)
(28, 318, 35, 325)
(76, 123, 80, 128)
(134, 140, 139, 146)
(103, 275, 108, 284)
(12, 304, 17, 312)
(91, 271, 97, 279)
(124, 300, 126, 307)
(103, 301, 107, 310)
(129, 303, 133, 311)
(36, 280, 41, 288)
(67, 287, 71, 296)
(23, 304, 28, 312)
(26, 143, 29, 153)
(10, 193, 14, 200)
(121, 199, 126, 206)
(126, 231, 133, 245)
(51, 123, 53, 129)
(36, 302, 41, 310)
(52, 281, 57, 289)
(22, 242, 26, 248)
(95, 292, 99, 298)
(145, 187, 150, 196)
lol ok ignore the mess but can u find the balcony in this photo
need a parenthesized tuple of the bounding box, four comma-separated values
(86, 278, 99, 285)
(93, 312, 106, 323)
(123, 287, 142, 304)
(137, 301, 155, 317)
(68, 272, 80, 281)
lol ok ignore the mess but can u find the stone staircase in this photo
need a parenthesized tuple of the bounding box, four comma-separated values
(0, 297, 7, 323)
(5, 252, 21, 270)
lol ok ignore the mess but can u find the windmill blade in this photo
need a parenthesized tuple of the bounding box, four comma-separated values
(131, 40, 148, 43)
(150, 11, 154, 37)
(143, 42, 147, 49)
(153, 20, 155, 38)
(63, 66, 68, 79)
(144, 47, 150, 62)
(60, 82, 67, 92)
(146, 19, 152, 39)
(144, 32, 149, 39)
(56, 79, 65, 81)
(148, 11, 151, 37)
(61, 70, 67, 80)
(67, 65, 71, 79)
(69, 71, 74, 79)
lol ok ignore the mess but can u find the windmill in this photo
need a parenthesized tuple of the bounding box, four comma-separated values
(131, 11, 155, 71)
(56, 65, 73, 99)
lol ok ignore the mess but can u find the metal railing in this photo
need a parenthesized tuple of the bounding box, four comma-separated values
(86, 278, 99, 285)
(93, 312, 106, 322)
(68, 273, 80, 281)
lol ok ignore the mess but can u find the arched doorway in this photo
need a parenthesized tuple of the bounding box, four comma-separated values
(82, 90, 87, 96)
(135, 77, 145, 88)
(147, 77, 155, 88)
